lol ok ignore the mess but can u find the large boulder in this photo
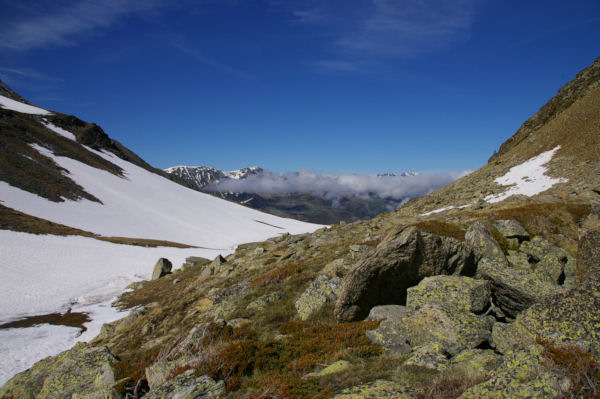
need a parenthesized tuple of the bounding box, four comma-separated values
(0, 343, 119, 399)
(465, 221, 508, 267)
(335, 226, 475, 322)
(476, 258, 562, 319)
(491, 278, 600, 357)
(365, 319, 412, 354)
(398, 303, 493, 357)
(295, 275, 342, 320)
(152, 258, 172, 280)
(406, 275, 491, 313)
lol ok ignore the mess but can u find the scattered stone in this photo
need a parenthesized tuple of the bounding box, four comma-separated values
(465, 221, 508, 267)
(406, 275, 491, 313)
(399, 303, 492, 356)
(493, 220, 530, 242)
(152, 258, 172, 280)
(295, 275, 342, 320)
(333, 379, 412, 399)
(404, 343, 448, 371)
(143, 371, 224, 399)
(335, 226, 476, 322)
(305, 360, 351, 378)
(247, 291, 285, 312)
(476, 258, 562, 319)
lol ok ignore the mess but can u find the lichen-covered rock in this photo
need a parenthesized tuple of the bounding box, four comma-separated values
(404, 343, 448, 371)
(506, 250, 531, 271)
(458, 347, 563, 399)
(491, 279, 600, 357)
(295, 275, 342, 320)
(333, 379, 412, 399)
(493, 220, 530, 242)
(143, 371, 224, 399)
(576, 227, 600, 284)
(366, 305, 410, 322)
(152, 257, 172, 280)
(476, 258, 562, 319)
(366, 319, 412, 354)
(465, 221, 508, 267)
(520, 237, 570, 283)
(247, 291, 285, 312)
(305, 360, 351, 378)
(399, 303, 493, 356)
(0, 343, 118, 399)
(450, 348, 503, 376)
(335, 226, 475, 322)
(406, 275, 491, 313)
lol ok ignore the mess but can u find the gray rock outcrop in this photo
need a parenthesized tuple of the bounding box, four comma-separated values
(335, 226, 475, 322)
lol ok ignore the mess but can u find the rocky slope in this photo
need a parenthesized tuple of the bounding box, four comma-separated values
(2, 57, 600, 399)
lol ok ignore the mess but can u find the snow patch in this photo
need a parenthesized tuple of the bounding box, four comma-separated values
(0, 94, 50, 115)
(485, 146, 568, 203)
(41, 120, 77, 141)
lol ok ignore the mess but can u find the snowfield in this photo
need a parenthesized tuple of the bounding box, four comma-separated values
(0, 104, 322, 385)
(0, 230, 229, 385)
(1, 144, 320, 248)
(0, 94, 50, 115)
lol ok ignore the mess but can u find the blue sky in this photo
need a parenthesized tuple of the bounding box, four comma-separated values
(0, 0, 598, 174)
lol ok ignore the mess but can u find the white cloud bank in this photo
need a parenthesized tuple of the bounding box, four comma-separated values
(205, 168, 470, 201)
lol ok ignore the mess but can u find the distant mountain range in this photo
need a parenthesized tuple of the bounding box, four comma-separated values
(164, 165, 264, 189)
(164, 165, 420, 224)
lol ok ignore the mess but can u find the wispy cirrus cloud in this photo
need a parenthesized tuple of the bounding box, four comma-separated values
(166, 34, 256, 80)
(286, 0, 479, 72)
(0, 0, 169, 52)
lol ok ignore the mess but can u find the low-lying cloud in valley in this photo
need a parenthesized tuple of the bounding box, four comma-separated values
(205, 168, 470, 204)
